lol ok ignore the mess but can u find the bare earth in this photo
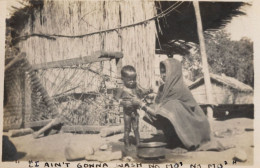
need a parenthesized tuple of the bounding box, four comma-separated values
(4, 118, 254, 165)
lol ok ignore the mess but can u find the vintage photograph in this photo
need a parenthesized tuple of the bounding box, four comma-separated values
(2, 0, 255, 166)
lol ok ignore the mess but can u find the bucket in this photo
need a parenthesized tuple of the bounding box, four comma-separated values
(137, 142, 166, 159)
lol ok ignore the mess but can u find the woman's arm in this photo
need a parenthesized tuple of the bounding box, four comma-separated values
(155, 85, 164, 104)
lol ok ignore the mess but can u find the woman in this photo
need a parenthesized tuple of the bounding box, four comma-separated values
(144, 58, 211, 150)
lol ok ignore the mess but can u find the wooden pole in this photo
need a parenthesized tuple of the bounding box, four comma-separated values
(20, 69, 26, 128)
(193, 1, 214, 119)
(32, 51, 123, 70)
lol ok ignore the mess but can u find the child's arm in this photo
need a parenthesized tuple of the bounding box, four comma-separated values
(136, 84, 154, 97)
(114, 88, 136, 108)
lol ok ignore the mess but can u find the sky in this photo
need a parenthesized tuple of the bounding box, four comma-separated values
(224, 3, 254, 41)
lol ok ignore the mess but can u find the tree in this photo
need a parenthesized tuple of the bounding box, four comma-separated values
(183, 30, 254, 87)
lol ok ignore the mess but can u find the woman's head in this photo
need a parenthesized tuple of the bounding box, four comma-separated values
(160, 62, 166, 82)
(157, 58, 186, 103)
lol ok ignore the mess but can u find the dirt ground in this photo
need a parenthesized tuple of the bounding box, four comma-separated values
(3, 118, 254, 165)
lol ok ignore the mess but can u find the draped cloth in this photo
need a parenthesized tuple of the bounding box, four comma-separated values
(145, 58, 211, 150)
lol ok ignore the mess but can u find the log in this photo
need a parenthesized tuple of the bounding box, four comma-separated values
(61, 125, 104, 134)
(9, 128, 34, 137)
(100, 125, 124, 137)
(32, 51, 123, 70)
(24, 119, 53, 128)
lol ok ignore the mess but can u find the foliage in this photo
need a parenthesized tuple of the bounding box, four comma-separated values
(183, 30, 254, 87)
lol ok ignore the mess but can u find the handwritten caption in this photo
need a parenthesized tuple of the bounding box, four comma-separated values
(14, 160, 238, 168)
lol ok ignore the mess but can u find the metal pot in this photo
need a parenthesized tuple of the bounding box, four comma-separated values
(137, 142, 166, 159)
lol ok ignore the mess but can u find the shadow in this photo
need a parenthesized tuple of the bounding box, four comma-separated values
(200, 104, 254, 121)
(114, 133, 188, 162)
(141, 133, 166, 143)
(13, 152, 27, 161)
(2, 136, 27, 161)
(143, 115, 186, 149)
(118, 135, 138, 145)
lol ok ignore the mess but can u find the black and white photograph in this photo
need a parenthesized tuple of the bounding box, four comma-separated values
(0, 0, 259, 167)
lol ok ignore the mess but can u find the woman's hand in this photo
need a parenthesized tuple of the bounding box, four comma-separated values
(144, 93, 156, 104)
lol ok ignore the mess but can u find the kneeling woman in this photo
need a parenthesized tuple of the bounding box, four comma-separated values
(144, 58, 211, 150)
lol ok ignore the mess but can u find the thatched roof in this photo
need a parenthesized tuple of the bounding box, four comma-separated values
(189, 73, 253, 92)
(6, 0, 44, 46)
(155, 1, 247, 54)
(7, 1, 246, 47)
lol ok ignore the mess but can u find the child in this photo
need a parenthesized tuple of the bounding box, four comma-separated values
(114, 65, 151, 148)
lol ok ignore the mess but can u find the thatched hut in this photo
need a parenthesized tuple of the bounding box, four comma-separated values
(17, 0, 157, 87)
(189, 73, 253, 104)
(4, 0, 158, 131)
(4, 1, 247, 131)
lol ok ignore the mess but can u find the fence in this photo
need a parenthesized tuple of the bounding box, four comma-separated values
(4, 52, 123, 132)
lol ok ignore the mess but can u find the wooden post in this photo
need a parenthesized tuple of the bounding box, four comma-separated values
(20, 69, 26, 128)
(193, 1, 214, 119)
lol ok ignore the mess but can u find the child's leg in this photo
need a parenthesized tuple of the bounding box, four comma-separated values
(124, 113, 132, 147)
(132, 113, 140, 146)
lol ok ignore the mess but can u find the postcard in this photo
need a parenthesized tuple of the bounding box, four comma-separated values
(1, 0, 259, 168)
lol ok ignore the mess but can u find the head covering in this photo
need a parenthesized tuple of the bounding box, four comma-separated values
(157, 58, 197, 108)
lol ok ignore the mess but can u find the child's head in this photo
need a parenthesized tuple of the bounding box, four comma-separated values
(121, 65, 137, 89)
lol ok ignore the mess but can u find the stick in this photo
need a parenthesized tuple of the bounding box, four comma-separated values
(32, 117, 62, 138)
(9, 128, 34, 137)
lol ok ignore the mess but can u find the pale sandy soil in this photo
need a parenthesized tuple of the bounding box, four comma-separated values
(4, 118, 254, 165)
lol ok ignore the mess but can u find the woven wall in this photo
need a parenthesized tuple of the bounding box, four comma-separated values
(18, 0, 157, 89)
(6, 0, 158, 130)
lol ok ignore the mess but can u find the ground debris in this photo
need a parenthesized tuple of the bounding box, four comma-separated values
(65, 141, 94, 161)
(99, 144, 110, 151)
(85, 151, 122, 161)
(233, 149, 247, 162)
(122, 156, 135, 162)
(214, 128, 243, 138)
(170, 147, 188, 154)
